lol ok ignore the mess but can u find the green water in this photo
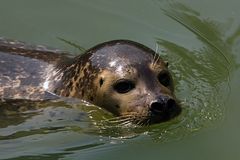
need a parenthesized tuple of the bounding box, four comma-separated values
(0, 0, 240, 159)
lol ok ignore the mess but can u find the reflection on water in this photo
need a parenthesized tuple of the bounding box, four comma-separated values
(150, 2, 232, 140)
(0, 0, 239, 159)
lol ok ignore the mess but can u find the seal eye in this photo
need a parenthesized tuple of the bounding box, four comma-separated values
(113, 80, 135, 94)
(158, 71, 171, 87)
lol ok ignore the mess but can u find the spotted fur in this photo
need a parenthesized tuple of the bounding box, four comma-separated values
(0, 38, 181, 124)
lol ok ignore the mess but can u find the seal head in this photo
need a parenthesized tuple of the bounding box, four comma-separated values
(51, 40, 181, 125)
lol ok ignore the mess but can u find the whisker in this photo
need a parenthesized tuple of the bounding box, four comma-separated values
(106, 115, 134, 121)
(131, 115, 148, 126)
(96, 113, 153, 127)
(155, 42, 159, 53)
(151, 43, 160, 68)
(146, 118, 151, 126)
(152, 47, 158, 66)
(136, 120, 143, 126)
(153, 51, 156, 61)
(139, 120, 146, 126)
(153, 53, 161, 68)
(118, 120, 133, 126)
(107, 118, 133, 124)
(100, 115, 136, 126)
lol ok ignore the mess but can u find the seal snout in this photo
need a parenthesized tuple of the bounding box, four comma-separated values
(149, 96, 181, 122)
(150, 96, 175, 113)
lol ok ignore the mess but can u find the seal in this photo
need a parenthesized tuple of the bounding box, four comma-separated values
(0, 38, 181, 124)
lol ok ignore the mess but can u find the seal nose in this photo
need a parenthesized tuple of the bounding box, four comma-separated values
(150, 97, 177, 114)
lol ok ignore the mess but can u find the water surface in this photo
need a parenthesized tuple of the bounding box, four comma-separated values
(0, 0, 240, 159)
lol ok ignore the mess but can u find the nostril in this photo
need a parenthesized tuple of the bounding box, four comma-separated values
(150, 101, 165, 113)
(167, 99, 177, 110)
(150, 98, 177, 114)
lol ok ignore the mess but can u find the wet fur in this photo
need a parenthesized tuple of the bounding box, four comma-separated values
(0, 38, 181, 125)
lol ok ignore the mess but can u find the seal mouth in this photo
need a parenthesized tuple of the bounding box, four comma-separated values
(104, 104, 181, 126)
(134, 103, 182, 125)
(149, 106, 181, 124)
